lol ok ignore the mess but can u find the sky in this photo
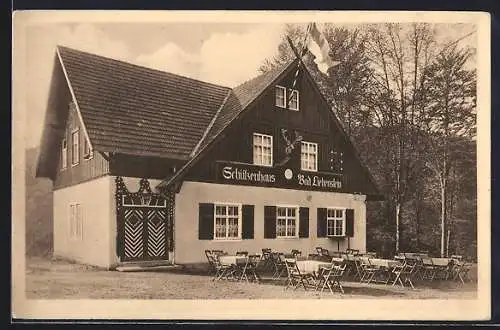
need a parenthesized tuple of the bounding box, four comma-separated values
(21, 19, 477, 149)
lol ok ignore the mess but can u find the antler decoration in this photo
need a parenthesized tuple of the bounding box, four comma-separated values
(281, 128, 303, 156)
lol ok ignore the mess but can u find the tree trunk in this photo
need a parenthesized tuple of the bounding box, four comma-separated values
(395, 203, 401, 253)
(440, 176, 447, 257)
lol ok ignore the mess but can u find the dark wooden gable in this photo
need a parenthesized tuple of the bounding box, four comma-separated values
(185, 65, 381, 199)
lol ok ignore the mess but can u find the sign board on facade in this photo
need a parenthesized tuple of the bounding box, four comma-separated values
(216, 161, 344, 192)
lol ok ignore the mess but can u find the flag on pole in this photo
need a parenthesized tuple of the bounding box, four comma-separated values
(308, 22, 340, 74)
(287, 23, 312, 107)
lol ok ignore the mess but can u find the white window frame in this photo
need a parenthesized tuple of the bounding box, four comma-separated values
(253, 133, 273, 167)
(71, 129, 80, 166)
(69, 203, 83, 241)
(213, 203, 242, 241)
(275, 85, 287, 108)
(83, 138, 93, 161)
(276, 205, 299, 238)
(61, 138, 67, 170)
(301, 141, 318, 172)
(326, 207, 346, 237)
(288, 89, 300, 111)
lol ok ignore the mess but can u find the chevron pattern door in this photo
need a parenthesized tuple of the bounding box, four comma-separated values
(120, 207, 169, 262)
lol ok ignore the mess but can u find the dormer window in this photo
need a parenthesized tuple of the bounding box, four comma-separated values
(288, 89, 299, 111)
(61, 139, 67, 170)
(275, 85, 286, 108)
(71, 129, 80, 166)
(275, 85, 299, 111)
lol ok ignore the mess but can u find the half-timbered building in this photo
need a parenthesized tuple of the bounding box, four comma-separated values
(36, 46, 382, 268)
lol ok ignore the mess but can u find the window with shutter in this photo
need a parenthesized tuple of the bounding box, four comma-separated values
(264, 206, 276, 238)
(317, 208, 327, 237)
(345, 208, 355, 237)
(242, 205, 254, 239)
(198, 203, 214, 240)
(214, 203, 242, 240)
(326, 208, 346, 237)
(299, 207, 309, 238)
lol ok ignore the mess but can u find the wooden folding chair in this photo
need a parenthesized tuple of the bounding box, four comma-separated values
(205, 250, 216, 276)
(421, 257, 437, 281)
(359, 257, 378, 283)
(212, 254, 235, 281)
(400, 261, 416, 289)
(272, 253, 287, 280)
(452, 260, 471, 284)
(245, 254, 262, 283)
(390, 260, 406, 287)
(316, 262, 347, 294)
(284, 258, 315, 291)
(259, 248, 273, 272)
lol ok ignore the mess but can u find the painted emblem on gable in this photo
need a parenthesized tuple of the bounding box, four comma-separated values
(278, 128, 303, 166)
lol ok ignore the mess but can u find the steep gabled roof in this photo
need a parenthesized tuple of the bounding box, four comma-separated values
(157, 58, 298, 189)
(57, 46, 231, 160)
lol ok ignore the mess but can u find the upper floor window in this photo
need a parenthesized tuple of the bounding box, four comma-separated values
(288, 89, 299, 111)
(83, 138, 92, 160)
(301, 141, 318, 172)
(253, 133, 273, 166)
(275, 85, 299, 110)
(326, 208, 345, 237)
(61, 139, 67, 170)
(276, 206, 298, 238)
(71, 129, 79, 166)
(275, 85, 286, 108)
(214, 203, 241, 240)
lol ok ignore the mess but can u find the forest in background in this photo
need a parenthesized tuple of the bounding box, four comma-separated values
(260, 23, 477, 260)
(24, 23, 477, 261)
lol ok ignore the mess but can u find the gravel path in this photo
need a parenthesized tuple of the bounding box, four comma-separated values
(25, 257, 477, 300)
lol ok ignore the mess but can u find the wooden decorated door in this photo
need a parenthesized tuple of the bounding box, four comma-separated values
(116, 177, 174, 262)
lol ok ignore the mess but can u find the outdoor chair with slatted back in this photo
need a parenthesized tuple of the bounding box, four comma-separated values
(259, 248, 273, 272)
(421, 257, 437, 281)
(452, 260, 471, 284)
(390, 257, 406, 287)
(212, 254, 234, 281)
(205, 250, 216, 276)
(316, 261, 347, 294)
(272, 253, 288, 280)
(245, 254, 262, 283)
(400, 260, 417, 289)
(359, 257, 378, 283)
(284, 258, 315, 291)
(291, 249, 302, 258)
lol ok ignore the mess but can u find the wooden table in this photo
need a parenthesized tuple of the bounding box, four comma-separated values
(369, 258, 402, 269)
(219, 255, 247, 266)
(295, 260, 331, 275)
(431, 258, 453, 267)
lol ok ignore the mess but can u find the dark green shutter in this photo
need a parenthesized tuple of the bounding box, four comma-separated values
(198, 203, 214, 240)
(242, 205, 254, 239)
(299, 207, 309, 238)
(317, 207, 327, 237)
(346, 208, 354, 237)
(264, 206, 276, 239)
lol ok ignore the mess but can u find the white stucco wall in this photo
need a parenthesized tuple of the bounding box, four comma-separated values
(174, 181, 367, 264)
(53, 176, 114, 268)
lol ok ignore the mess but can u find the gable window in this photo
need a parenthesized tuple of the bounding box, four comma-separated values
(83, 138, 92, 160)
(275, 85, 286, 108)
(253, 133, 273, 166)
(326, 208, 345, 237)
(275, 85, 300, 110)
(71, 129, 80, 166)
(61, 139, 67, 170)
(276, 206, 298, 238)
(301, 141, 318, 172)
(288, 89, 299, 111)
(214, 203, 241, 240)
(69, 203, 83, 240)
